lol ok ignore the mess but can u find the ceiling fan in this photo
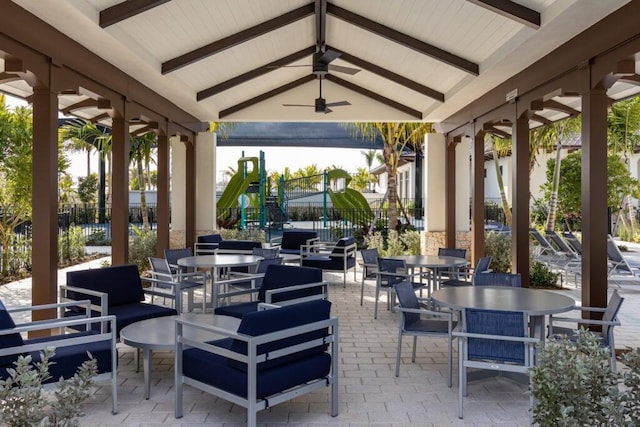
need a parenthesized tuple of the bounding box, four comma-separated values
(270, 49, 361, 76)
(282, 76, 350, 114)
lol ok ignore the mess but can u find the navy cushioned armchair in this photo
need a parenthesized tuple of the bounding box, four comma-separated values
(61, 264, 177, 337)
(301, 236, 357, 287)
(175, 299, 338, 427)
(270, 230, 319, 255)
(214, 264, 328, 318)
(0, 299, 118, 413)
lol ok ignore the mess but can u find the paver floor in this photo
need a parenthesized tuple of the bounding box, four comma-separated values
(2, 250, 640, 426)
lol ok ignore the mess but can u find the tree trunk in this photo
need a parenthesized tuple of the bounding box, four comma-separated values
(384, 129, 398, 230)
(545, 145, 563, 231)
(86, 149, 91, 177)
(138, 159, 149, 230)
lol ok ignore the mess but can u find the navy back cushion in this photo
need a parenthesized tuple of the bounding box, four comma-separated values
(281, 230, 317, 250)
(66, 264, 144, 307)
(0, 299, 24, 366)
(197, 234, 223, 244)
(218, 240, 262, 251)
(331, 236, 356, 256)
(258, 264, 323, 302)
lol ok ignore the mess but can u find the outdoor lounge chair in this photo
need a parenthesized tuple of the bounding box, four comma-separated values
(546, 230, 579, 260)
(61, 264, 177, 337)
(270, 230, 319, 255)
(175, 299, 339, 427)
(194, 233, 223, 255)
(213, 264, 328, 318)
(0, 298, 118, 414)
(562, 231, 583, 256)
(549, 290, 624, 372)
(301, 236, 357, 287)
(607, 235, 638, 279)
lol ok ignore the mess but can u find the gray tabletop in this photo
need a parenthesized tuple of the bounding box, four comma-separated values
(389, 255, 469, 269)
(431, 286, 575, 316)
(120, 313, 240, 350)
(177, 254, 261, 269)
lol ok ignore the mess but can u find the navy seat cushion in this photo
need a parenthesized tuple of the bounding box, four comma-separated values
(66, 264, 144, 308)
(218, 240, 262, 251)
(0, 300, 25, 366)
(183, 300, 332, 399)
(198, 234, 223, 244)
(257, 264, 323, 303)
(65, 303, 177, 337)
(214, 302, 258, 319)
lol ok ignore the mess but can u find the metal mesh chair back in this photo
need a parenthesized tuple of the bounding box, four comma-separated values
(252, 247, 280, 258)
(474, 272, 521, 287)
(394, 281, 421, 326)
(378, 258, 407, 287)
(438, 248, 467, 259)
(149, 257, 172, 275)
(465, 308, 526, 364)
(562, 232, 583, 255)
(602, 290, 624, 341)
(475, 256, 492, 274)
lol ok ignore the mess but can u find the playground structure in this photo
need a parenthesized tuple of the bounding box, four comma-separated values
(216, 153, 373, 231)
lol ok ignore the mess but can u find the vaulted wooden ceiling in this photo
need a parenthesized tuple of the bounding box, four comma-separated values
(2, 0, 637, 124)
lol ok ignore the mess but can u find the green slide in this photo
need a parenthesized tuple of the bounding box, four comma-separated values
(326, 169, 374, 224)
(217, 157, 259, 219)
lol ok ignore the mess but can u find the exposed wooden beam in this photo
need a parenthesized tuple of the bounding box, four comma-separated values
(530, 113, 551, 125)
(466, 0, 540, 29)
(325, 74, 422, 119)
(619, 74, 640, 86)
(0, 71, 20, 84)
(90, 112, 110, 123)
(162, 3, 315, 74)
(543, 99, 580, 116)
(61, 98, 99, 115)
(197, 46, 316, 101)
(131, 125, 153, 136)
(219, 74, 316, 118)
(326, 45, 444, 102)
(100, 0, 171, 28)
(326, 3, 478, 75)
(315, 0, 327, 49)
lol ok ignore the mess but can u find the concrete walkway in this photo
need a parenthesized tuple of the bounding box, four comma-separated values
(1, 252, 639, 426)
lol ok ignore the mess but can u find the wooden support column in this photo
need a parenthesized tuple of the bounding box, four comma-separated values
(31, 85, 58, 323)
(111, 115, 130, 265)
(581, 87, 609, 309)
(444, 139, 456, 248)
(156, 132, 170, 256)
(471, 130, 486, 265)
(511, 115, 530, 287)
(185, 137, 196, 250)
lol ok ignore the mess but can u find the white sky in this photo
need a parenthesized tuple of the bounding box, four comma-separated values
(3, 94, 372, 182)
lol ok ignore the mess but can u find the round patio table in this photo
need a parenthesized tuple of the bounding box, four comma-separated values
(389, 255, 469, 293)
(120, 313, 240, 399)
(431, 286, 575, 338)
(177, 255, 261, 309)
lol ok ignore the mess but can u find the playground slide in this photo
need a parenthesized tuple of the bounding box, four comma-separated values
(217, 158, 259, 219)
(325, 168, 374, 224)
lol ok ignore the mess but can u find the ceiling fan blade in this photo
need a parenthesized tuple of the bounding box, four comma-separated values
(325, 100, 351, 107)
(328, 64, 361, 75)
(324, 108, 333, 114)
(282, 103, 314, 107)
(266, 64, 309, 69)
(317, 49, 341, 64)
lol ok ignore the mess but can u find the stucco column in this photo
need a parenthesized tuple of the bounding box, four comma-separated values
(170, 136, 186, 247)
(196, 131, 216, 234)
(422, 133, 446, 254)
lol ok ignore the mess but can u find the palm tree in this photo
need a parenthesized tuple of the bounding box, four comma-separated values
(129, 132, 156, 231)
(529, 117, 580, 231)
(59, 119, 96, 177)
(488, 134, 513, 227)
(349, 122, 432, 230)
(608, 97, 640, 236)
(361, 149, 380, 191)
(350, 167, 373, 192)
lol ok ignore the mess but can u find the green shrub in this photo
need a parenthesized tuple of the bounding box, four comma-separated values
(529, 261, 560, 288)
(85, 228, 110, 246)
(0, 348, 98, 426)
(531, 330, 640, 426)
(58, 225, 86, 262)
(218, 228, 265, 242)
(128, 226, 156, 273)
(364, 229, 421, 256)
(484, 231, 512, 272)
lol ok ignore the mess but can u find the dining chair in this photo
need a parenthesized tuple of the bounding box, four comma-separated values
(432, 248, 468, 286)
(473, 272, 521, 287)
(359, 248, 380, 305)
(548, 290, 624, 372)
(441, 256, 492, 287)
(252, 246, 280, 259)
(164, 247, 193, 274)
(374, 258, 424, 319)
(393, 281, 456, 386)
(453, 308, 538, 419)
(148, 257, 206, 313)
